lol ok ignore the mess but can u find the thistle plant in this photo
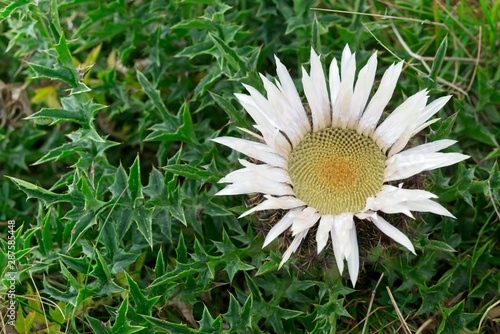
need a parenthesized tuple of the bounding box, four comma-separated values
(0, 1, 498, 333)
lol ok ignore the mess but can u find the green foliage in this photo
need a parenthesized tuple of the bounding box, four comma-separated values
(0, 0, 498, 333)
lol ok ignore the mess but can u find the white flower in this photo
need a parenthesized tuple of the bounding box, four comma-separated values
(213, 45, 469, 287)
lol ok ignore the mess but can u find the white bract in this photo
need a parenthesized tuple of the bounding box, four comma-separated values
(213, 45, 468, 287)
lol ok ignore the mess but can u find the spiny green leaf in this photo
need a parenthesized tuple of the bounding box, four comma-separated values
(169, 200, 187, 227)
(92, 246, 112, 281)
(470, 241, 493, 270)
(28, 63, 77, 87)
(485, 148, 500, 160)
(127, 155, 143, 204)
(176, 233, 188, 263)
(198, 305, 220, 331)
(112, 207, 134, 242)
(61, 96, 107, 128)
(86, 316, 113, 334)
(460, 121, 498, 146)
(430, 35, 448, 81)
(33, 141, 80, 165)
(41, 210, 53, 256)
(149, 261, 204, 289)
(208, 32, 247, 73)
(0, 0, 32, 19)
(111, 250, 140, 275)
(143, 167, 167, 200)
(67, 212, 96, 251)
(163, 164, 214, 182)
(425, 240, 457, 253)
(132, 207, 153, 249)
(42, 276, 77, 306)
(109, 164, 129, 200)
(144, 102, 198, 145)
(136, 70, 174, 123)
(240, 293, 253, 329)
(469, 270, 495, 299)
(141, 315, 197, 334)
(209, 91, 246, 125)
(155, 248, 165, 279)
(111, 297, 145, 333)
(431, 112, 457, 141)
(243, 272, 263, 303)
(224, 293, 242, 328)
(59, 262, 82, 290)
(176, 40, 214, 59)
(255, 255, 280, 276)
(6, 176, 68, 206)
(193, 66, 222, 97)
(77, 174, 106, 212)
(58, 253, 91, 274)
(145, 103, 197, 144)
(25, 107, 85, 124)
(69, 82, 92, 95)
(125, 272, 160, 316)
(54, 32, 75, 73)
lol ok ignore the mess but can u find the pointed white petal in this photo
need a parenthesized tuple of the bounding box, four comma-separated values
(348, 52, 377, 129)
(346, 225, 359, 287)
(234, 95, 293, 157)
(412, 118, 440, 135)
(340, 44, 353, 75)
(387, 126, 416, 158)
(275, 56, 311, 132)
(215, 180, 294, 196)
(366, 192, 417, 218)
(219, 160, 290, 184)
(401, 199, 455, 218)
(240, 195, 305, 218)
(374, 90, 428, 153)
(358, 62, 404, 135)
(329, 58, 341, 126)
(369, 213, 416, 254)
(303, 67, 330, 132)
(386, 92, 431, 157)
(236, 126, 263, 141)
(335, 214, 355, 258)
(244, 79, 306, 146)
(279, 230, 308, 268)
(242, 83, 282, 130)
(309, 48, 330, 128)
(331, 228, 344, 275)
(263, 208, 300, 247)
(335, 52, 356, 128)
(401, 139, 457, 155)
(235, 93, 275, 134)
(290, 206, 321, 236)
(238, 158, 289, 177)
(367, 184, 436, 204)
(259, 73, 307, 146)
(253, 125, 292, 157)
(316, 215, 334, 254)
(330, 213, 354, 275)
(212, 137, 287, 168)
(385, 152, 469, 182)
(415, 95, 452, 130)
(366, 185, 448, 218)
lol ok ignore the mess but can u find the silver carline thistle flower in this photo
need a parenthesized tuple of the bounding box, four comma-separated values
(213, 45, 469, 287)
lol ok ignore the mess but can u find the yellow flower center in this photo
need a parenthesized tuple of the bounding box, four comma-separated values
(288, 127, 386, 215)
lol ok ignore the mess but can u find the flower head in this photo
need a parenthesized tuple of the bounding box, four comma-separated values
(214, 45, 468, 286)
